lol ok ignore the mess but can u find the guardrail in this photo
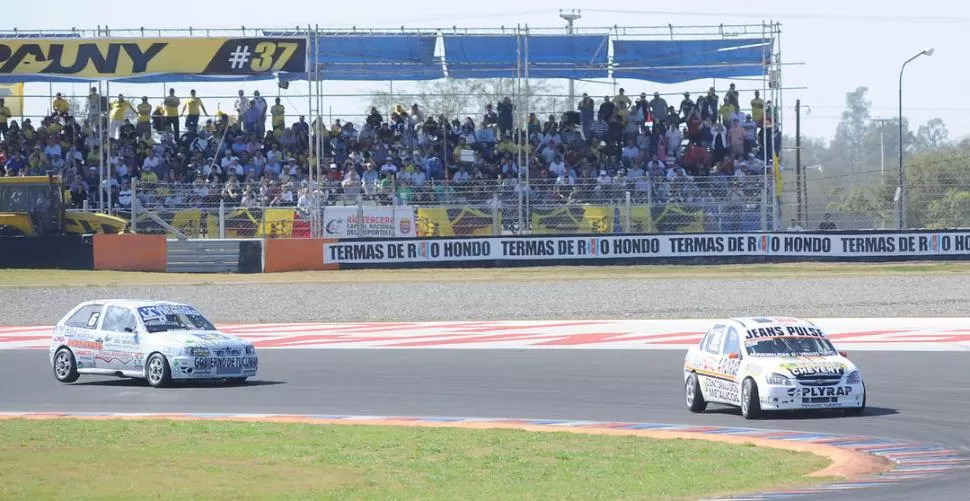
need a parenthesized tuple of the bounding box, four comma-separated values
(166, 239, 247, 273)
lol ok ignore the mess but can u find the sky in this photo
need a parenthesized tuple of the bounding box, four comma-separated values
(5, 0, 967, 142)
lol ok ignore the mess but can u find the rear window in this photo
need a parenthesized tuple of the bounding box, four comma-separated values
(64, 305, 103, 329)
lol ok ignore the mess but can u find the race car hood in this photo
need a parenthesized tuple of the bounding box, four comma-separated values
(149, 330, 250, 349)
(766, 355, 858, 378)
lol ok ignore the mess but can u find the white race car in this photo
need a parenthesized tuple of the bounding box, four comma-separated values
(683, 316, 866, 419)
(49, 300, 258, 388)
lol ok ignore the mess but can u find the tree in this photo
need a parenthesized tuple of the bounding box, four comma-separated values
(914, 118, 949, 153)
(785, 86, 957, 229)
(830, 87, 871, 174)
(367, 78, 569, 123)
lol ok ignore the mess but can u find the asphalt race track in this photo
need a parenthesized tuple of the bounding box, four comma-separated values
(2, 276, 970, 500)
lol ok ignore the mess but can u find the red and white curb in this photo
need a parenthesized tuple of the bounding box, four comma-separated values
(0, 412, 967, 500)
(2, 318, 970, 350)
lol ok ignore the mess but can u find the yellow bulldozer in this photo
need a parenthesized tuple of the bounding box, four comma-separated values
(0, 174, 130, 236)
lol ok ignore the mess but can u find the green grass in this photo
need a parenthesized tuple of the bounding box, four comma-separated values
(2, 261, 969, 287)
(0, 419, 834, 501)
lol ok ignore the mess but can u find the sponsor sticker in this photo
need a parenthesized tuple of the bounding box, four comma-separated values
(193, 356, 258, 370)
(801, 386, 852, 397)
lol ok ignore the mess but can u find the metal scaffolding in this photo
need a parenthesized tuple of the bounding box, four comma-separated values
(1, 20, 785, 232)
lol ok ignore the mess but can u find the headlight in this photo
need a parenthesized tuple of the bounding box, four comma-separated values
(244, 344, 256, 355)
(845, 370, 862, 384)
(766, 373, 793, 386)
(184, 347, 210, 357)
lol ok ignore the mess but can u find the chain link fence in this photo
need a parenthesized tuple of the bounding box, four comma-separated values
(91, 173, 782, 239)
(778, 163, 970, 231)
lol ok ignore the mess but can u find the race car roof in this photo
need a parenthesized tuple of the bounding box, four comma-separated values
(729, 316, 817, 328)
(76, 299, 194, 310)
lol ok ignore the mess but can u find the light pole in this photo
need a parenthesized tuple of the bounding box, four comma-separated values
(559, 9, 582, 109)
(898, 47, 933, 229)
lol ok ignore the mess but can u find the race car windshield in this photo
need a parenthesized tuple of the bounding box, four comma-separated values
(137, 306, 217, 333)
(745, 336, 837, 357)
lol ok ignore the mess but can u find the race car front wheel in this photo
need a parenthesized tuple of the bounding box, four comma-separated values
(53, 348, 80, 383)
(685, 373, 707, 412)
(145, 353, 172, 388)
(843, 384, 867, 416)
(740, 377, 762, 419)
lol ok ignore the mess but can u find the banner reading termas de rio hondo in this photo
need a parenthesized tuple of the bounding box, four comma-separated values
(0, 37, 307, 77)
(322, 231, 970, 265)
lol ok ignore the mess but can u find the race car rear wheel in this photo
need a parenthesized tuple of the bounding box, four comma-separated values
(740, 377, 762, 419)
(53, 348, 80, 383)
(685, 372, 707, 412)
(145, 353, 172, 388)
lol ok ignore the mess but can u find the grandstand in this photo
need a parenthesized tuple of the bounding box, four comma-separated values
(0, 22, 784, 236)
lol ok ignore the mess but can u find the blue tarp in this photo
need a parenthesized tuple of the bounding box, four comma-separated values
(442, 34, 609, 79)
(612, 38, 771, 83)
(263, 31, 443, 81)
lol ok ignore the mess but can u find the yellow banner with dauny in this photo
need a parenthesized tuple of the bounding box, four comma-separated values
(0, 37, 306, 78)
(0, 83, 23, 115)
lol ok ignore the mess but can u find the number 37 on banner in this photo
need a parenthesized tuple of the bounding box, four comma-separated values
(207, 38, 307, 74)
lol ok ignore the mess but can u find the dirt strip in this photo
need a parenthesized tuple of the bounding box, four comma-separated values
(0, 414, 892, 481)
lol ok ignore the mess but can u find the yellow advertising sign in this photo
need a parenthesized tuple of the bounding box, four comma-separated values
(0, 37, 307, 78)
(0, 82, 23, 115)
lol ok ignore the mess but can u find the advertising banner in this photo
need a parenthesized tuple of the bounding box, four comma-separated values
(0, 82, 23, 115)
(322, 231, 970, 265)
(0, 37, 306, 78)
(323, 206, 417, 238)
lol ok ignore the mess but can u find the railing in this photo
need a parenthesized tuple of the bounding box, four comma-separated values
(81, 176, 782, 238)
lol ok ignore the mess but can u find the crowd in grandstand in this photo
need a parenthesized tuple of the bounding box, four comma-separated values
(0, 82, 782, 223)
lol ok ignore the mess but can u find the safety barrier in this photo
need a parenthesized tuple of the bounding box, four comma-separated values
(87, 236, 261, 273)
(312, 230, 970, 270)
(166, 240, 247, 273)
(0, 235, 94, 269)
(7, 230, 970, 273)
(93, 234, 167, 272)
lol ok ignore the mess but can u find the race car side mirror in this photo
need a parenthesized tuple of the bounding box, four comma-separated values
(839, 351, 848, 358)
(727, 352, 739, 359)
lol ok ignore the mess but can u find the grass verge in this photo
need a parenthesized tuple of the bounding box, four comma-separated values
(0, 419, 832, 501)
(2, 261, 969, 287)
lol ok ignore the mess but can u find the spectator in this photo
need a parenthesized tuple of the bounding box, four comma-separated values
(163, 88, 180, 137)
(819, 213, 836, 230)
(108, 94, 134, 141)
(0, 79, 780, 234)
(181, 89, 207, 133)
(52, 93, 69, 117)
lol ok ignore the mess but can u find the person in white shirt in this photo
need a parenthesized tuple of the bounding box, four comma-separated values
(234, 90, 248, 123)
(621, 140, 640, 167)
(596, 170, 612, 188)
(252, 91, 267, 136)
(555, 171, 575, 186)
(380, 158, 398, 176)
(548, 155, 566, 177)
(665, 126, 683, 160)
(142, 152, 160, 174)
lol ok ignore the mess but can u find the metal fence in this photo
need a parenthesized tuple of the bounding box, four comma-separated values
(777, 165, 970, 232)
(94, 175, 782, 239)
